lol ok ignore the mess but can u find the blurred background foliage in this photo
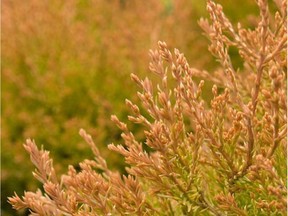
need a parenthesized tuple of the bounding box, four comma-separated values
(2, 0, 259, 215)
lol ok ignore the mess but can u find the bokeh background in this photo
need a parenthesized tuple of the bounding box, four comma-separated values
(2, 0, 259, 215)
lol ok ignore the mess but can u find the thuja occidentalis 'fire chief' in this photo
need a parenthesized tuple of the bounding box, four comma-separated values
(9, 0, 286, 215)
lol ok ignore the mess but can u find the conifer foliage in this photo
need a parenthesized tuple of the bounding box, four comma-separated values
(9, 0, 287, 215)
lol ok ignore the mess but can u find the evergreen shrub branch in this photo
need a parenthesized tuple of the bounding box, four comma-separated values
(9, 0, 287, 215)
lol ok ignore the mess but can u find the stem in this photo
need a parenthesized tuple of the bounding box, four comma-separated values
(241, 118, 254, 175)
(263, 35, 287, 64)
(168, 174, 223, 216)
(198, 190, 223, 216)
(267, 95, 280, 158)
(241, 54, 265, 175)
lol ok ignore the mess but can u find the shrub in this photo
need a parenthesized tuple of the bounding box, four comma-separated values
(2, 1, 211, 214)
(2, 2, 258, 215)
(2, 1, 209, 215)
(8, 0, 286, 215)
